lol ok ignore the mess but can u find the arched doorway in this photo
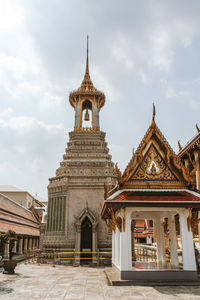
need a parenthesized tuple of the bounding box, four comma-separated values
(81, 216, 92, 264)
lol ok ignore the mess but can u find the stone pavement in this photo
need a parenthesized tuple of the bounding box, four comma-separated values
(1, 264, 200, 299)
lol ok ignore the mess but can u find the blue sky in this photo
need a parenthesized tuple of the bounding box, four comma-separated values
(0, 0, 199, 198)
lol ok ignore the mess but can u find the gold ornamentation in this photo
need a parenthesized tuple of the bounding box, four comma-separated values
(129, 144, 177, 181)
(187, 208, 200, 233)
(115, 163, 122, 182)
(69, 37, 105, 131)
(178, 140, 182, 151)
(121, 110, 189, 188)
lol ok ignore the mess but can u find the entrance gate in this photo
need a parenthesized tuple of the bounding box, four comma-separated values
(81, 216, 92, 264)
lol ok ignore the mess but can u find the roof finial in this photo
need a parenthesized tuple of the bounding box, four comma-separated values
(152, 103, 156, 122)
(196, 123, 200, 133)
(84, 35, 90, 80)
(178, 140, 182, 151)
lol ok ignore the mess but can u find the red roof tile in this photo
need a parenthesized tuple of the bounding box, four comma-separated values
(0, 194, 40, 236)
(112, 191, 200, 202)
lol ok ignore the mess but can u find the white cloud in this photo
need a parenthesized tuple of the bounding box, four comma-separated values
(0, 0, 200, 197)
(166, 78, 200, 111)
(0, 0, 24, 30)
(0, 111, 63, 133)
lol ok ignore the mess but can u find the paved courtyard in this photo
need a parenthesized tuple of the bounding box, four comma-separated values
(1, 264, 200, 299)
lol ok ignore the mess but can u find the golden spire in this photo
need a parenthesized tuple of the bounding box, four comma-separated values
(83, 35, 91, 81)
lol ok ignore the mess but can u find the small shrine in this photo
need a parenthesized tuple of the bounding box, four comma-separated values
(101, 105, 200, 282)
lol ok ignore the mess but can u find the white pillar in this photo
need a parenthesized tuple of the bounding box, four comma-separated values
(179, 209, 196, 270)
(112, 230, 116, 265)
(168, 214, 179, 268)
(119, 214, 132, 271)
(115, 227, 120, 267)
(156, 217, 166, 264)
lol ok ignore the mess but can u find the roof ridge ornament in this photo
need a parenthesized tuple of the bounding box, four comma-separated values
(178, 140, 182, 151)
(152, 103, 156, 122)
(196, 123, 200, 133)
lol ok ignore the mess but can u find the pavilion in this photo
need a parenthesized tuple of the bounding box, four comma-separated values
(101, 106, 200, 282)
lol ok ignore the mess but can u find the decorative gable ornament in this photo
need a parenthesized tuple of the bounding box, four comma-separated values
(114, 104, 190, 190)
(129, 143, 178, 182)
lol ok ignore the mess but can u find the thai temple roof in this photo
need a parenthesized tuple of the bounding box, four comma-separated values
(0, 193, 40, 236)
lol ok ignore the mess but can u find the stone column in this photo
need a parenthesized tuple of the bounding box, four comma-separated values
(194, 150, 200, 191)
(156, 217, 166, 264)
(179, 209, 196, 270)
(18, 237, 23, 255)
(75, 223, 81, 265)
(37, 238, 40, 249)
(24, 237, 28, 252)
(92, 223, 97, 252)
(75, 224, 81, 252)
(29, 238, 32, 250)
(168, 214, 179, 268)
(4, 240, 9, 259)
(119, 213, 132, 271)
(51, 198, 55, 232)
(13, 240, 17, 254)
(46, 198, 51, 231)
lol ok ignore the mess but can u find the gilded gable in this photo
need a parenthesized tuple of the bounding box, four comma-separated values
(129, 143, 178, 182)
(120, 108, 189, 189)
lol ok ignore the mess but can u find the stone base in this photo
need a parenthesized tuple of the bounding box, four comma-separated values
(105, 265, 199, 286)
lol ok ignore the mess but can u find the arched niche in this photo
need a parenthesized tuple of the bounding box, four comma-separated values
(75, 206, 98, 255)
(81, 99, 92, 128)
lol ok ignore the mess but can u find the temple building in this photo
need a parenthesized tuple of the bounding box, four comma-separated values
(177, 124, 200, 192)
(0, 193, 40, 259)
(101, 107, 200, 282)
(0, 185, 37, 209)
(43, 38, 117, 254)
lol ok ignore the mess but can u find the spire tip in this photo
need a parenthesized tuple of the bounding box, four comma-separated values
(152, 103, 156, 122)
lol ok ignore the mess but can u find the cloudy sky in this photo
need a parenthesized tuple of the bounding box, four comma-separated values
(0, 0, 200, 198)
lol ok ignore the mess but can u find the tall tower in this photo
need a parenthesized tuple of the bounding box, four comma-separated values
(43, 38, 117, 254)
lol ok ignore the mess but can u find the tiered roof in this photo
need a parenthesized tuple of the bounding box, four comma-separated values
(0, 193, 40, 236)
(101, 106, 200, 219)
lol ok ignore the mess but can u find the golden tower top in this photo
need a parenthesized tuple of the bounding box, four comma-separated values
(69, 37, 105, 131)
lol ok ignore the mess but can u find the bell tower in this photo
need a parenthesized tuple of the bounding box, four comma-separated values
(69, 36, 105, 131)
(43, 38, 117, 258)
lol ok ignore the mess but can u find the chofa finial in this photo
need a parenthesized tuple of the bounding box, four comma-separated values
(178, 140, 182, 151)
(196, 123, 200, 133)
(152, 103, 156, 122)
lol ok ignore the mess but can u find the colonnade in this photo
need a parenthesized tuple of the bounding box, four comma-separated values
(112, 207, 196, 272)
(3, 236, 40, 259)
